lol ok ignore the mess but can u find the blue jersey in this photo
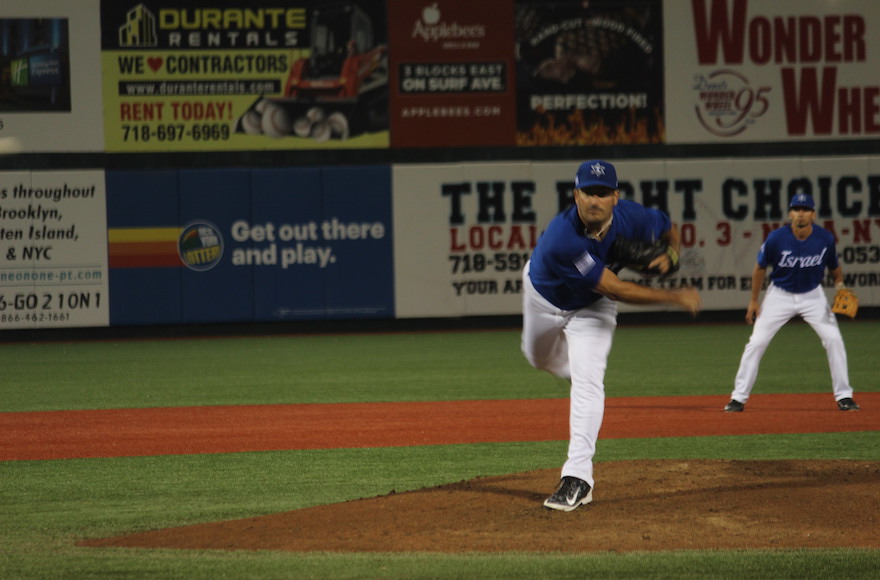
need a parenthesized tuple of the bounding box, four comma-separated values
(528, 199, 672, 310)
(758, 224, 838, 293)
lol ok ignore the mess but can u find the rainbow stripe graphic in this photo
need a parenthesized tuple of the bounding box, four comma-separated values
(108, 227, 183, 268)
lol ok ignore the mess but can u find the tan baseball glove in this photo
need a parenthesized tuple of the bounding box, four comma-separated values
(832, 287, 858, 318)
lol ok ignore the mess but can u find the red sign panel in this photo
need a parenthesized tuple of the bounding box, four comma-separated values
(387, 0, 517, 147)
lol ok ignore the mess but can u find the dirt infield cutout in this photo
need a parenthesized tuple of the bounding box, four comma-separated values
(80, 459, 880, 553)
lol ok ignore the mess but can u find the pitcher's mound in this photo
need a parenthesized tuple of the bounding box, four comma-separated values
(80, 459, 880, 553)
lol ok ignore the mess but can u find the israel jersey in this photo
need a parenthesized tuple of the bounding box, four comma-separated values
(528, 199, 671, 310)
(758, 224, 838, 293)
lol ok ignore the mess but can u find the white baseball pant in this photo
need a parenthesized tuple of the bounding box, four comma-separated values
(521, 262, 617, 488)
(731, 283, 854, 404)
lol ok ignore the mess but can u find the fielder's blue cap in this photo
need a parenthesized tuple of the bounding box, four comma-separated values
(789, 193, 815, 209)
(575, 160, 618, 190)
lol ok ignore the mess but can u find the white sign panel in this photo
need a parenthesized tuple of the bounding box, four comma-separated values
(394, 162, 542, 317)
(0, 0, 104, 152)
(393, 157, 880, 318)
(0, 170, 109, 328)
(664, 0, 880, 143)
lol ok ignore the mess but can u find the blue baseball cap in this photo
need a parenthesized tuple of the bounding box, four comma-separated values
(789, 193, 815, 209)
(575, 160, 618, 190)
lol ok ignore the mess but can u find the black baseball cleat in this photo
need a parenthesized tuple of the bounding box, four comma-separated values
(724, 400, 745, 412)
(837, 397, 861, 411)
(543, 476, 592, 511)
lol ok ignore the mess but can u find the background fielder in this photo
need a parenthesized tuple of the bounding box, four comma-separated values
(522, 159, 701, 511)
(725, 193, 860, 413)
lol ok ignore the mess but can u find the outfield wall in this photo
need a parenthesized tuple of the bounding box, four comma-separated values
(2, 157, 878, 328)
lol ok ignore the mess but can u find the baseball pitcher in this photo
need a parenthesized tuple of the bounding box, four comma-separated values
(521, 159, 701, 511)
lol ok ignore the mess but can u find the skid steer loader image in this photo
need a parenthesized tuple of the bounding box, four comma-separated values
(236, 1, 388, 142)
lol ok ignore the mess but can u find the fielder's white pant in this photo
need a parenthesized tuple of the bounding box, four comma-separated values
(731, 284, 853, 404)
(521, 262, 617, 488)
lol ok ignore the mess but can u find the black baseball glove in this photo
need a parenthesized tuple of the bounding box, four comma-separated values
(610, 237, 680, 276)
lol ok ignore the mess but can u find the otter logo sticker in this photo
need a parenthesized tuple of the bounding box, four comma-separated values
(179, 221, 223, 271)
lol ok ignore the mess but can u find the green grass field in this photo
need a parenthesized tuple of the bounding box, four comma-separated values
(1, 319, 878, 579)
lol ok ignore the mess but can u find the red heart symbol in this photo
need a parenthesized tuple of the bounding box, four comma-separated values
(147, 57, 163, 72)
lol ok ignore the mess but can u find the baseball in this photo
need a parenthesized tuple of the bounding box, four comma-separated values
(240, 111, 263, 135)
(310, 120, 331, 142)
(260, 102, 291, 138)
(293, 116, 313, 138)
(305, 106, 325, 123)
(253, 98, 270, 114)
(326, 112, 349, 140)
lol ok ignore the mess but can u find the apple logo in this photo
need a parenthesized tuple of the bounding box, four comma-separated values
(422, 3, 440, 25)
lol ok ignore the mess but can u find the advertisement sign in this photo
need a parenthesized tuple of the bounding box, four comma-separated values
(393, 157, 880, 318)
(107, 166, 393, 326)
(665, 0, 880, 143)
(394, 161, 539, 317)
(0, 170, 109, 328)
(100, 1, 389, 152)
(387, 0, 517, 147)
(515, 0, 665, 146)
(0, 0, 103, 152)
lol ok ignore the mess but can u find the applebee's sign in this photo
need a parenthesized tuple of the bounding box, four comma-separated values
(411, 2, 486, 42)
